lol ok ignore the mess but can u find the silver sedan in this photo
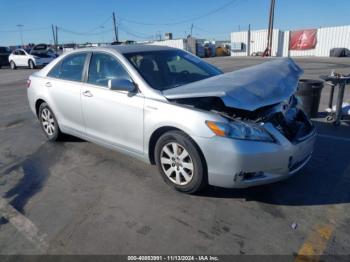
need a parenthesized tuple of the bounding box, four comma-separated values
(27, 45, 316, 193)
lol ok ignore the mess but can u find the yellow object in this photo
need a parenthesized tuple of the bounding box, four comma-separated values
(216, 47, 228, 56)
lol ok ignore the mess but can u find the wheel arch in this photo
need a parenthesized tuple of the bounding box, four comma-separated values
(35, 99, 46, 118)
(28, 59, 35, 67)
(148, 126, 208, 175)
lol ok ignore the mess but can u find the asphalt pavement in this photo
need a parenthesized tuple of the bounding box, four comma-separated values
(0, 57, 349, 256)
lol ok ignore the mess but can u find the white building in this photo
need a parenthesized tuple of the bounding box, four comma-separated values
(145, 38, 197, 55)
(231, 25, 350, 57)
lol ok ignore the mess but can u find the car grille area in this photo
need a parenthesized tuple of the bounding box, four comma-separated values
(270, 109, 314, 143)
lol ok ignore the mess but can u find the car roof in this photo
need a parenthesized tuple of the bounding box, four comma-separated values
(96, 44, 176, 54)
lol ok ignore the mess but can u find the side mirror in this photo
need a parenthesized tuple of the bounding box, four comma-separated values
(108, 78, 136, 92)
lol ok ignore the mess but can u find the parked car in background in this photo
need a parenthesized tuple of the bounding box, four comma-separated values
(27, 45, 316, 194)
(31, 43, 59, 58)
(0, 46, 11, 68)
(9, 48, 55, 70)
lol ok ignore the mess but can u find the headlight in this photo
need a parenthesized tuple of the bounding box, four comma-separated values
(206, 120, 274, 142)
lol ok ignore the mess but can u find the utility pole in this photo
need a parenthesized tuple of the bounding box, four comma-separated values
(112, 12, 118, 42)
(264, 0, 275, 56)
(247, 24, 251, 56)
(55, 26, 58, 48)
(16, 24, 24, 46)
(51, 25, 57, 51)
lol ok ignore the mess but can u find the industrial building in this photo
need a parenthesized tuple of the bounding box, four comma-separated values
(231, 25, 350, 57)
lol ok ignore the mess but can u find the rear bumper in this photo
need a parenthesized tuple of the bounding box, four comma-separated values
(193, 123, 316, 189)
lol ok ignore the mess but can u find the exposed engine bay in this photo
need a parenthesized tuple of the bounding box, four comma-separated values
(171, 95, 314, 142)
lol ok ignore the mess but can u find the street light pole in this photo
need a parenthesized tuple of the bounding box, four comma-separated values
(16, 24, 24, 47)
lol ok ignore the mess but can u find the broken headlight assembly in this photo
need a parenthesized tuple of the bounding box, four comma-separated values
(206, 120, 274, 142)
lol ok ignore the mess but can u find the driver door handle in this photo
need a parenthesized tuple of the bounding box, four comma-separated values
(82, 90, 93, 97)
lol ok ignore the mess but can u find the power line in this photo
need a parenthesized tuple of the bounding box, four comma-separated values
(118, 26, 154, 40)
(118, 23, 154, 39)
(120, 0, 240, 26)
(81, 15, 113, 34)
(0, 27, 49, 33)
(58, 27, 113, 36)
(193, 25, 231, 36)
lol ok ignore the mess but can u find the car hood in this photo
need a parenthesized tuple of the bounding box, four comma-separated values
(162, 58, 303, 111)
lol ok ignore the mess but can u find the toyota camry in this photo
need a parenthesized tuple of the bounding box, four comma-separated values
(27, 45, 316, 193)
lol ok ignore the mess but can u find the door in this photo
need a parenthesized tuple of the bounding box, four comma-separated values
(11, 50, 20, 66)
(46, 52, 88, 135)
(81, 52, 144, 154)
(17, 50, 28, 66)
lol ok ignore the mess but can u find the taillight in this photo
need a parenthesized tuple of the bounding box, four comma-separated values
(26, 79, 31, 88)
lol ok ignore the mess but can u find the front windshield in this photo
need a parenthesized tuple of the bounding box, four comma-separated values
(124, 49, 222, 91)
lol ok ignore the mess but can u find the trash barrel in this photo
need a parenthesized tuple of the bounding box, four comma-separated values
(295, 79, 324, 118)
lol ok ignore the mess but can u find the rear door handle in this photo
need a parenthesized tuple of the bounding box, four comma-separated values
(45, 82, 52, 87)
(82, 90, 93, 97)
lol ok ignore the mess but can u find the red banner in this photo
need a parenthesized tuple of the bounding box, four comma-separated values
(289, 29, 317, 50)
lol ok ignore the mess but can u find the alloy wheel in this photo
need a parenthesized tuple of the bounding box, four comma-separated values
(41, 108, 55, 136)
(160, 142, 194, 185)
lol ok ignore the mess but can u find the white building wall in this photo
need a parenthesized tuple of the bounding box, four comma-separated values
(231, 29, 282, 56)
(147, 39, 185, 49)
(316, 25, 350, 56)
(232, 25, 350, 57)
(282, 31, 290, 57)
(230, 31, 248, 56)
(146, 38, 197, 54)
(250, 29, 282, 56)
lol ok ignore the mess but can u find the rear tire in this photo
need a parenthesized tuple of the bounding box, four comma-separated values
(38, 102, 63, 142)
(155, 130, 207, 194)
(10, 61, 16, 70)
(29, 60, 36, 69)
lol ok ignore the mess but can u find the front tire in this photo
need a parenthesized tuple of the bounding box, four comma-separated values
(10, 61, 16, 70)
(29, 60, 36, 69)
(38, 103, 62, 142)
(155, 131, 207, 194)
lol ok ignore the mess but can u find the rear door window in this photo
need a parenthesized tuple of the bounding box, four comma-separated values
(48, 53, 87, 81)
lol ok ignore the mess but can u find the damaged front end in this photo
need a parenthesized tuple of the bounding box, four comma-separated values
(164, 58, 315, 143)
(170, 95, 315, 143)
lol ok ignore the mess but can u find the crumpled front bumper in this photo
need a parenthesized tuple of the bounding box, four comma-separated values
(193, 122, 316, 189)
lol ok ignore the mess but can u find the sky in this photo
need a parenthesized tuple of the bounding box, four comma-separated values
(0, 0, 349, 46)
